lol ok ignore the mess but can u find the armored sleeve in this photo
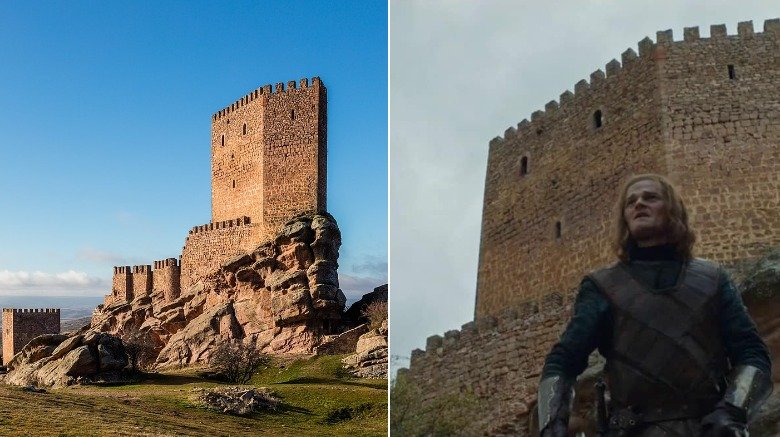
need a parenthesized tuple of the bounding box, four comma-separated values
(718, 270, 771, 374)
(541, 277, 612, 380)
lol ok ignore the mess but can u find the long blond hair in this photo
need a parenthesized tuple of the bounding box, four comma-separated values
(613, 174, 695, 262)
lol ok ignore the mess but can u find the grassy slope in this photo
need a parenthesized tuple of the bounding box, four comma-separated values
(0, 355, 387, 436)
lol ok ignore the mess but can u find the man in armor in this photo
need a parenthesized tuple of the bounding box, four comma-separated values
(538, 174, 772, 436)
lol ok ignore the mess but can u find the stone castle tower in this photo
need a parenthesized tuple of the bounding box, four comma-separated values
(2, 308, 60, 365)
(475, 19, 779, 318)
(210, 77, 327, 230)
(401, 20, 780, 435)
(106, 77, 327, 305)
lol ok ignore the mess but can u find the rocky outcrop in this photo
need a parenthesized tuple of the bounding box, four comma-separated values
(314, 324, 370, 355)
(192, 386, 279, 415)
(343, 319, 388, 379)
(2, 331, 128, 387)
(91, 213, 348, 368)
(344, 284, 388, 325)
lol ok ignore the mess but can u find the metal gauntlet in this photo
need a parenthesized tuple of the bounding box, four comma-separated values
(723, 365, 772, 421)
(538, 375, 574, 436)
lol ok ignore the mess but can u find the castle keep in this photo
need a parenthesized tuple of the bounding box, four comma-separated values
(402, 20, 780, 435)
(476, 19, 779, 317)
(2, 308, 60, 366)
(105, 77, 327, 307)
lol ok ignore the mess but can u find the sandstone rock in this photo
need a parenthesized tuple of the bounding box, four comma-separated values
(342, 322, 388, 379)
(61, 346, 97, 376)
(251, 242, 277, 260)
(98, 343, 126, 372)
(266, 270, 308, 293)
(7, 334, 68, 370)
(192, 386, 279, 416)
(315, 324, 369, 355)
(49, 334, 82, 361)
(271, 287, 312, 325)
(3, 331, 127, 387)
(277, 242, 314, 271)
(222, 254, 253, 274)
(311, 284, 339, 300)
(235, 267, 263, 286)
(276, 218, 314, 246)
(156, 303, 241, 367)
(741, 248, 780, 300)
(252, 257, 279, 278)
(311, 215, 341, 261)
(91, 213, 362, 368)
(306, 261, 339, 287)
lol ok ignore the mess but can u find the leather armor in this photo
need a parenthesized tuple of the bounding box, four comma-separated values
(589, 259, 728, 417)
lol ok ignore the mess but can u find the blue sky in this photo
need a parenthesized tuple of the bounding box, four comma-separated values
(0, 1, 387, 302)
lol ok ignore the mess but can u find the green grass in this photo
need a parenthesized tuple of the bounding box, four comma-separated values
(0, 355, 387, 436)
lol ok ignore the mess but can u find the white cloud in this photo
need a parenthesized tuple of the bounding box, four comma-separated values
(0, 270, 107, 296)
(351, 257, 388, 280)
(339, 273, 385, 304)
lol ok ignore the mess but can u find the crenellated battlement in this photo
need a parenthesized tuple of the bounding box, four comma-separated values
(153, 258, 179, 269)
(132, 264, 152, 274)
(188, 216, 251, 236)
(113, 266, 131, 275)
(2, 308, 60, 314)
(491, 19, 779, 148)
(404, 292, 574, 433)
(410, 292, 569, 368)
(212, 76, 323, 121)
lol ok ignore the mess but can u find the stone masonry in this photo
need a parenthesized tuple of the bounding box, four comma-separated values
(402, 19, 780, 436)
(476, 19, 779, 317)
(103, 77, 327, 307)
(401, 295, 574, 435)
(2, 308, 60, 366)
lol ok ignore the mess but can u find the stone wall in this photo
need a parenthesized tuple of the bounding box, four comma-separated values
(210, 77, 327, 236)
(110, 266, 132, 305)
(475, 19, 780, 318)
(262, 78, 327, 232)
(132, 265, 152, 298)
(404, 294, 573, 435)
(660, 21, 780, 265)
(2, 308, 61, 366)
(211, 84, 266, 225)
(179, 217, 265, 291)
(153, 258, 181, 302)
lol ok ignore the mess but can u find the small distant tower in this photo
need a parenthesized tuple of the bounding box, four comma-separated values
(2, 308, 61, 365)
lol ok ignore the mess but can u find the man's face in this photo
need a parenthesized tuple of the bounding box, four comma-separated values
(623, 179, 669, 246)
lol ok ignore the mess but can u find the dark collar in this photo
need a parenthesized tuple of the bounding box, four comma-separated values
(628, 243, 679, 261)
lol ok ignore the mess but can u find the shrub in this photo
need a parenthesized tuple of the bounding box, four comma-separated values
(361, 300, 387, 330)
(121, 329, 156, 374)
(209, 340, 269, 384)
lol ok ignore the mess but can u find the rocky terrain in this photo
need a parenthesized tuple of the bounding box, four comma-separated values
(2, 332, 127, 387)
(0, 212, 388, 388)
(91, 212, 350, 368)
(192, 386, 279, 415)
(343, 319, 388, 378)
(315, 285, 389, 378)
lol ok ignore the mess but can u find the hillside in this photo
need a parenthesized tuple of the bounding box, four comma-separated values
(0, 355, 386, 436)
